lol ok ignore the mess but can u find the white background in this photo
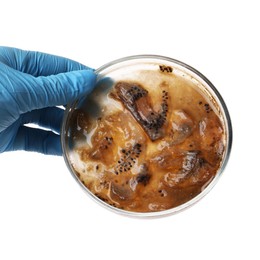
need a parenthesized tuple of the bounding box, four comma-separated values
(0, 0, 259, 259)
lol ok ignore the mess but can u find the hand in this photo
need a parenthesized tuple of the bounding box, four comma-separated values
(0, 47, 96, 155)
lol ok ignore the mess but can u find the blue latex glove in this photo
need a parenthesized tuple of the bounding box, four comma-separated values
(0, 47, 96, 155)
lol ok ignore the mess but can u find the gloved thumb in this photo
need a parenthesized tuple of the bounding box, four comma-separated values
(18, 69, 97, 112)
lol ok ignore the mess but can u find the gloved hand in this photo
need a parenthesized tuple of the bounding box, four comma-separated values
(0, 47, 96, 155)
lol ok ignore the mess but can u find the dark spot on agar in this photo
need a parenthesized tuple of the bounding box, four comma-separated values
(136, 164, 150, 186)
(159, 65, 173, 73)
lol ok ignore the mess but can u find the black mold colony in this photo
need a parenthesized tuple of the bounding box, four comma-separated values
(144, 90, 169, 135)
(115, 82, 169, 141)
(123, 84, 148, 102)
(115, 143, 142, 175)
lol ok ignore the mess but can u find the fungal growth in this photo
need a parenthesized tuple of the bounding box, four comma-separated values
(115, 82, 168, 141)
(68, 66, 226, 213)
(115, 143, 142, 174)
(159, 65, 173, 73)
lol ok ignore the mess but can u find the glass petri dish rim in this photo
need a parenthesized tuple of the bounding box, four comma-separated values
(61, 54, 233, 218)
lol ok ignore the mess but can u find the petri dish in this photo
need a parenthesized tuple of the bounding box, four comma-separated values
(61, 55, 232, 217)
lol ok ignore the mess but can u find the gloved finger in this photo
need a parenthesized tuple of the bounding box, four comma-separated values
(0, 46, 92, 76)
(8, 126, 62, 155)
(5, 68, 96, 114)
(35, 69, 97, 109)
(21, 107, 64, 134)
(0, 121, 20, 153)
